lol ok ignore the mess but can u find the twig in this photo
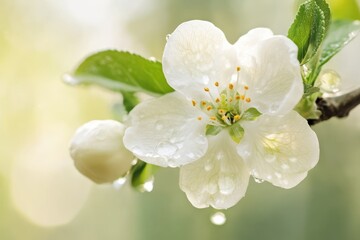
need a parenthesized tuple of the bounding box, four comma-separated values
(308, 87, 360, 125)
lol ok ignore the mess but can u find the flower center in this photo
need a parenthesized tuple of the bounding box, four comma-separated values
(191, 66, 261, 143)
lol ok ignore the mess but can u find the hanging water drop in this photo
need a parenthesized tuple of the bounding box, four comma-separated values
(156, 141, 178, 157)
(112, 177, 127, 190)
(317, 69, 341, 94)
(62, 74, 81, 86)
(137, 176, 154, 193)
(210, 212, 226, 225)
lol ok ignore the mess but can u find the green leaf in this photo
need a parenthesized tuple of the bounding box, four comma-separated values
(131, 161, 158, 191)
(288, 0, 330, 64)
(319, 20, 360, 67)
(206, 124, 222, 136)
(121, 91, 139, 112)
(241, 107, 262, 121)
(69, 50, 174, 95)
(228, 124, 244, 144)
(294, 91, 322, 119)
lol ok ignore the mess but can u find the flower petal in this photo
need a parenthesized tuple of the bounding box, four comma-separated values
(237, 111, 319, 189)
(163, 20, 235, 101)
(180, 131, 250, 209)
(235, 28, 274, 53)
(238, 35, 303, 115)
(124, 92, 208, 168)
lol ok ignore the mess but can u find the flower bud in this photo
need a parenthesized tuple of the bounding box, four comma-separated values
(69, 120, 134, 184)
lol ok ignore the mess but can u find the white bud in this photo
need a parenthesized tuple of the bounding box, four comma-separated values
(69, 120, 134, 184)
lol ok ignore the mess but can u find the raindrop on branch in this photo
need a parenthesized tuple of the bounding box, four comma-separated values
(210, 212, 226, 226)
(112, 177, 127, 190)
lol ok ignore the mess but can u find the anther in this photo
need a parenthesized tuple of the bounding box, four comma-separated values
(214, 82, 219, 87)
(191, 100, 196, 106)
(215, 98, 220, 103)
(241, 95, 245, 100)
(201, 101, 207, 106)
(228, 97, 233, 102)
(237, 66, 241, 72)
(228, 83, 234, 90)
(218, 109, 225, 115)
(234, 115, 241, 121)
(244, 85, 249, 90)
(235, 95, 241, 100)
(197, 116, 202, 120)
(204, 87, 209, 92)
(245, 97, 251, 103)
(210, 116, 217, 121)
(206, 106, 213, 111)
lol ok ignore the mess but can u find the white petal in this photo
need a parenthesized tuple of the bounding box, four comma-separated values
(69, 120, 134, 184)
(163, 20, 236, 101)
(180, 131, 250, 209)
(235, 28, 274, 52)
(124, 92, 208, 168)
(237, 111, 319, 189)
(238, 36, 303, 115)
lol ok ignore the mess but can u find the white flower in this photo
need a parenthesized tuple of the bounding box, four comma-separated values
(70, 120, 134, 184)
(123, 20, 319, 209)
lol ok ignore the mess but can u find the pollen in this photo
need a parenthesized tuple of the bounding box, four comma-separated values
(245, 97, 251, 103)
(191, 100, 196, 106)
(206, 106, 213, 111)
(204, 87, 210, 92)
(237, 66, 241, 72)
(234, 115, 241, 121)
(228, 83, 234, 90)
(244, 85, 249, 90)
(210, 116, 217, 121)
(201, 101, 207, 106)
(214, 82, 219, 87)
(215, 98, 220, 103)
(197, 116, 202, 120)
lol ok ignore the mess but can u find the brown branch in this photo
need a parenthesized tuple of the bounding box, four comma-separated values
(309, 87, 360, 125)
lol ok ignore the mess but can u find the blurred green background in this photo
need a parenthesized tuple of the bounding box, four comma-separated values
(0, 0, 360, 239)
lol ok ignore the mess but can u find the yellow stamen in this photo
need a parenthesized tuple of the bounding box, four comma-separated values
(245, 97, 251, 103)
(228, 83, 234, 90)
(218, 109, 225, 115)
(206, 106, 212, 111)
(222, 116, 228, 121)
(210, 116, 217, 121)
(236, 66, 241, 72)
(201, 101, 207, 106)
(228, 97, 233, 102)
(215, 98, 220, 103)
(214, 82, 219, 87)
(191, 100, 196, 106)
(197, 116, 202, 120)
(204, 87, 209, 92)
(235, 95, 241, 100)
(234, 115, 241, 121)
(241, 95, 245, 100)
(244, 85, 249, 90)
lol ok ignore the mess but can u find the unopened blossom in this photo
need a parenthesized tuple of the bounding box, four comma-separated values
(124, 20, 319, 209)
(70, 120, 134, 184)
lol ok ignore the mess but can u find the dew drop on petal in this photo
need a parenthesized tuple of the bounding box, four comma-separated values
(317, 69, 341, 93)
(289, 157, 297, 163)
(253, 176, 265, 183)
(156, 142, 178, 157)
(148, 56, 156, 62)
(155, 121, 163, 130)
(204, 161, 214, 171)
(210, 212, 226, 226)
(131, 159, 138, 166)
(166, 34, 171, 41)
(137, 177, 154, 193)
(265, 154, 276, 163)
(218, 177, 235, 195)
(112, 177, 127, 190)
(281, 163, 290, 170)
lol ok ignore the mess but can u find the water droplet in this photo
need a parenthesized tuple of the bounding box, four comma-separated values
(218, 177, 235, 195)
(195, 137, 207, 145)
(210, 212, 226, 226)
(166, 34, 171, 41)
(317, 69, 341, 93)
(148, 56, 156, 62)
(253, 177, 265, 183)
(216, 152, 224, 161)
(186, 152, 195, 159)
(131, 159, 138, 166)
(156, 141, 178, 157)
(274, 172, 282, 179)
(62, 74, 81, 85)
(112, 177, 127, 190)
(289, 157, 297, 163)
(204, 161, 214, 171)
(137, 177, 154, 192)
